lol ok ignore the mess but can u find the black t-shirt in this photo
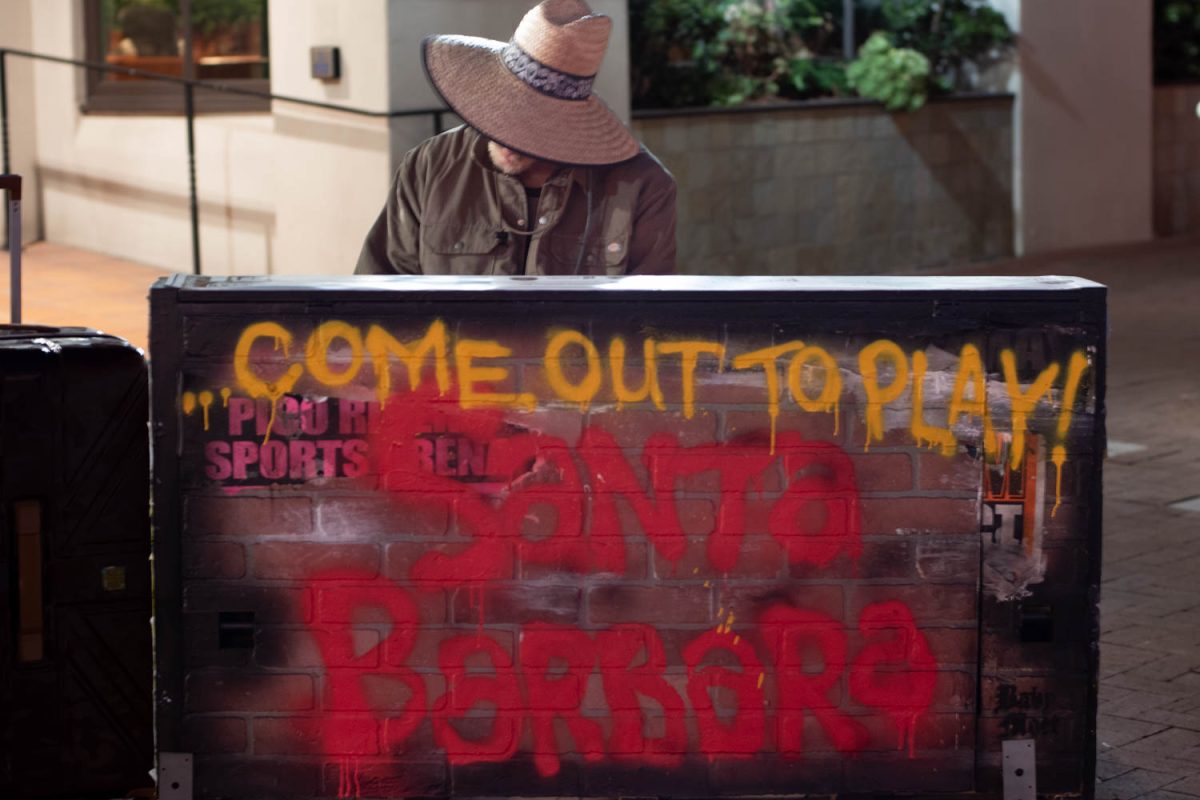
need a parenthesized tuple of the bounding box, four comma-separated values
(516, 186, 540, 273)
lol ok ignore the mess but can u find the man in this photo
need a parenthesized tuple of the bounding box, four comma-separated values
(355, 0, 676, 276)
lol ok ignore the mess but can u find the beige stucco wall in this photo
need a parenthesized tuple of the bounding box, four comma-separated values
(6, 0, 1156, 271)
(1153, 84, 1200, 236)
(21, 0, 395, 276)
(0, 0, 39, 246)
(5, 0, 632, 275)
(1012, 0, 1153, 254)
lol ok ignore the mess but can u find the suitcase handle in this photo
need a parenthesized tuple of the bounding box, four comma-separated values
(2, 174, 21, 324)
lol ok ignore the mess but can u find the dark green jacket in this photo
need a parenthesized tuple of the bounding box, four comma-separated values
(355, 126, 676, 275)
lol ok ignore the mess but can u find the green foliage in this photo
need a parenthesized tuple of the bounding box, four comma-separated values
(109, 0, 265, 36)
(788, 57, 850, 96)
(629, 0, 726, 108)
(1155, 0, 1200, 83)
(631, 0, 847, 107)
(846, 31, 930, 111)
(867, 0, 1013, 91)
(630, 0, 1014, 111)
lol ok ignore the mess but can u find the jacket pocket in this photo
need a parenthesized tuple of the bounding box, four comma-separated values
(544, 230, 631, 275)
(600, 231, 631, 276)
(421, 222, 503, 275)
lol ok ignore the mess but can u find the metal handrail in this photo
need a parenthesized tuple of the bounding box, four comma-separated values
(0, 46, 451, 275)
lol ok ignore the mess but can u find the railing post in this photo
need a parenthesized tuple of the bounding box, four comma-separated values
(843, 0, 856, 60)
(185, 83, 201, 276)
(9, 186, 21, 324)
(1, 50, 10, 179)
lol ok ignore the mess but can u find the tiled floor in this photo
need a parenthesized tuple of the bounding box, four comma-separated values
(0, 241, 170, 350)
(976, 236, 1200, 799)
(3, 236, 1200, 797)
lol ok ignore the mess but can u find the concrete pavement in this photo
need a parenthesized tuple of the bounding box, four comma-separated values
(2, 237, 1199, 797)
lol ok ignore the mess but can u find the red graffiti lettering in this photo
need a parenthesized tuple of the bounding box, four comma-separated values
(760, 604, 869, 756)
(520, 624, 605, 776)
(308, 572, 425, 754)
(286, 385, 948, 781)
(371, 386, 862, 581)
(434, 634, 522, 764)
(849, 600, 938, 757)
(683, 630, 767, 757)
(596, 624, 687, 765)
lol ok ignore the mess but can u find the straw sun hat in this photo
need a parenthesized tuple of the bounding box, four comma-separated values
(422, 0, 639, 166)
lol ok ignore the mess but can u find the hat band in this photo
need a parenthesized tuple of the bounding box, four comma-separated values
(501, 41, 594, 101)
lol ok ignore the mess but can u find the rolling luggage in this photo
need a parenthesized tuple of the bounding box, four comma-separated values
(0, 174, 153, 798)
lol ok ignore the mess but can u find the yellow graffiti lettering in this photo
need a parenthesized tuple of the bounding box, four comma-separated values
(910, 350, 956, 454)
(609, 337, 664, 410)
(1001, 349, 1060, 471)
(787, 345, 842, 432)
(305, 320, 364, 388)
(1051, 351, 1089, 515)
(732, 341, 804, 452)
(658, 340, 725, 419)
(365, 320, 450, 406)
(454, 339, 536, 410)
(198, 390, 214, 432)
(233, 321, 304, 441)
(544, 329, 602, 411)
(947, 344, 997, 459)
(220, 387, 231, 408)
(859, 340, 908, 449)
(181, 391, 197, 416)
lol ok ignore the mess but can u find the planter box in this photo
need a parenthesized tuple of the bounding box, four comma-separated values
(633, 96, 1014, 274)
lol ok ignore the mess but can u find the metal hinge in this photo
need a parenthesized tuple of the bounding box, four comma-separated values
(1002, 738, 1037, 800)
(158, 752, 194, 800)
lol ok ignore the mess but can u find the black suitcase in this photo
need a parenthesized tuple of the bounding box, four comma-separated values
(0, 175, 153, 799)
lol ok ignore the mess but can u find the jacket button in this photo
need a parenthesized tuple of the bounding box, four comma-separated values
(517, 218, 526, 227)
(539, 215, 549, 225)
(453, 242, 463, 251)
(607, 241, 622, 253)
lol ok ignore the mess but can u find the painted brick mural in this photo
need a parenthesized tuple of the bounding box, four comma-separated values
(151, 276, 1105, 799)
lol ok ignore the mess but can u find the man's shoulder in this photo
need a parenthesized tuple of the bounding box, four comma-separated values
(406, 125, 480, 167)
(608, 145, 675, 192)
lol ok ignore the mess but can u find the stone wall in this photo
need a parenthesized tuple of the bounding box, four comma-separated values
(1153, 84, 1200, 236)
(633, 96, 1014, 275)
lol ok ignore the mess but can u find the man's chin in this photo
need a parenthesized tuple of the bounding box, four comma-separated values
(487, 141, 534, 176)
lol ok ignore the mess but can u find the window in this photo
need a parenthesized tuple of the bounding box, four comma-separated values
(84, 0, 270, 114)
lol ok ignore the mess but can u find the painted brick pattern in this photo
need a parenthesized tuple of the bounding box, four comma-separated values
(158, 286, 1102, 799)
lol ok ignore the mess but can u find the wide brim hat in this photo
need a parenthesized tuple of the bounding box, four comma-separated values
(421, 0, 639, 166)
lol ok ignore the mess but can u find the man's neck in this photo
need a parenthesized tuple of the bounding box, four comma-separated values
(518, 162, 559, 189)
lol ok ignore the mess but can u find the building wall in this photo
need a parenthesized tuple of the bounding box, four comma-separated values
(6, 0, 633, 275)
(0, 0, 39, 245)
(1014, 0, 1153, 254)
(22, 0, 394, 276)
(6, 0, 1160, 271)
(156, 277, 1104, 798)
(1153, 84, 1200, 236)
(635, 98, 1013, 275)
